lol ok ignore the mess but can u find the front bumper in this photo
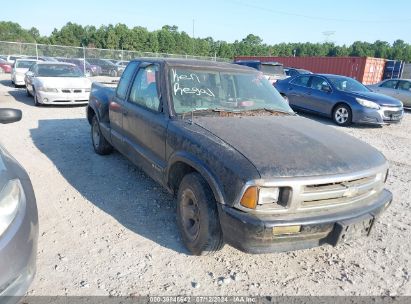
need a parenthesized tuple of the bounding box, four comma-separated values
(37, 90, 89, 105)
(0, 178, 38, 303)
(353, 106, 404, 125)
(218, 189, 392, 254)
(12, 74, 25, 86)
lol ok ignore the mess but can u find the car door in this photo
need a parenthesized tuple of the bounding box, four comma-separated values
(122, 63, 168, 184)
(304, 76, 334, 115)
(108, 61, 140, 153)
(396, 80, 411, 108)
(25, 64, 37, 94)
(286, 75, 311, 109)
(373, 80, 398, 98)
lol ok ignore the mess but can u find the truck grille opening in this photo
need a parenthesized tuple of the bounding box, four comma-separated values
(299, 175, 381, 209)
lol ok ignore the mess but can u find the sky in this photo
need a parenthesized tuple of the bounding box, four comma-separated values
(4, 0, 411, 45)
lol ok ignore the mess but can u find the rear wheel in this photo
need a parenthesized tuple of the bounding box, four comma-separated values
(91, 115, 113, 155)
(177, 172, 224, 255)
(333, 104, 352, 126)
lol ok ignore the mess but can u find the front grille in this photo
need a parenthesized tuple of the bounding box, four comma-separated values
(384, 110, 402, 117)
(299, 174, 382, 209)
(61, 89, 83, 93)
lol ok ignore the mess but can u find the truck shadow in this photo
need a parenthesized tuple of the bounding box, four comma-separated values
(30, 118, 186, 254)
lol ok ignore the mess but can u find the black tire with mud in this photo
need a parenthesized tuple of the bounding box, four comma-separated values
(177, 172, 224, 255)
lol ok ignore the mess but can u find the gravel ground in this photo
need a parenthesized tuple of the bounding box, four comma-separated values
(0, 73, 410, 296)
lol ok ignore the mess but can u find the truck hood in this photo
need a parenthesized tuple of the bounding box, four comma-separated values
(194, 115, 386, 178)
(346, 90, 402, 107)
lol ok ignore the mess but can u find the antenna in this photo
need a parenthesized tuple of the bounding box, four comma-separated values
(322, 31, 335, 43)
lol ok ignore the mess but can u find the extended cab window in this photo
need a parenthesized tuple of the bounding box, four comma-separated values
(290, 75, 310, 87)
(116, 61, 138, 99)
(128, 65, 160, 112)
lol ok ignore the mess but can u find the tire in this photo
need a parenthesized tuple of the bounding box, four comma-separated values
(177, 172, 224, 255)
(91, 115, 113, 155)
(333, 104, 352, 126)
(33, 89, 41, 106)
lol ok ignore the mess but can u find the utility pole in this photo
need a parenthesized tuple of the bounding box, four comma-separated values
(192, 19, 195, 56)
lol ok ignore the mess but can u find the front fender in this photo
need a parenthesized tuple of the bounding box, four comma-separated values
(167, 151, 226, 204)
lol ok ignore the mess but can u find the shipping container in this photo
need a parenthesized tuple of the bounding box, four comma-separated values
(234, 56, 386, 85)
(402, 63, 411, 79)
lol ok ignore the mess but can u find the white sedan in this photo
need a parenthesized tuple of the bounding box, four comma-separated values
(11, 58, 38, 87)
(24, 62, 92, 106)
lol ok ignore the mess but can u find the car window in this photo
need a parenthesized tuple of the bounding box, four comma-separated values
(290, 75, 310, 87)
(116, 61, 139, 100)
(397, 80, 411, 91)
(128, 65, 160, 112)
(380, 80, 398, 89)
(310, 76, 330, 90)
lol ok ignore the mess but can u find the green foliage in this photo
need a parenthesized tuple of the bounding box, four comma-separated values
(0, 21, 410, 62)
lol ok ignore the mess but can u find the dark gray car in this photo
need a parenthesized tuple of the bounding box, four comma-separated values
(275, 74, 404, 126)
(0, 109, 38, 304)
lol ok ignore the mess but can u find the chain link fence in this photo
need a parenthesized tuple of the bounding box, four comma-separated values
(0, 41, 230, 62)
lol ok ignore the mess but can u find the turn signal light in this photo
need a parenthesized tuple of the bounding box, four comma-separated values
(240, 186, 258, 209)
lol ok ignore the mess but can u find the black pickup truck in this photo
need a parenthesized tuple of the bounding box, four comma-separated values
(87, 58, 392, 255)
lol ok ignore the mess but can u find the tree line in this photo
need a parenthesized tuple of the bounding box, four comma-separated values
(1, 21, 410, 62)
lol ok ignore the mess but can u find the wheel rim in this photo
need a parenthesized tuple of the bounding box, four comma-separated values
(92, 119, 100, 148)
(335, 107, 349, 124)
(180, 189, 200, 242)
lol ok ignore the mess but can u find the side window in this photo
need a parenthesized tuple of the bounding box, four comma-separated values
(380, 80, 398, 89)
(128, 65, 160, 112)
(290, 75, 310, 87)
(310, 76, 329, 90)
(397, 81, 411, 91)
(116, 61, 139, 100)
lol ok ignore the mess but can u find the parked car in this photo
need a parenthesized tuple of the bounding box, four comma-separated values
(115, 60, 129, 68)
(284, 67, 312, 77)
(367, 79, 411, 110)
(25, 56, 59, 62)
(25, 62, 92, 106)
(275, 74, 404, 126)
(0, 59, 12, 74)
(87, 58, 392, 255)
(234, 60, 287, 84)
(0, 108, 38, 302)
(56, 58, 100, 76)
(11, 59, 38, 87)
(5, 55, 23, 65)
(87, 58, 123, 77)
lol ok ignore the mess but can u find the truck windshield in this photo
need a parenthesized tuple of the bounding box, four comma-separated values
(169, 68, 293, 114)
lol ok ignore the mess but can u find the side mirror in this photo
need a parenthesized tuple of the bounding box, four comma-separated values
(0, 108, 22, 124)
(26, 71, 34, 77)
(321, 84, 332, 93)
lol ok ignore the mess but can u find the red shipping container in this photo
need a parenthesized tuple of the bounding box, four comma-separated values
(234, 56, 386, 85)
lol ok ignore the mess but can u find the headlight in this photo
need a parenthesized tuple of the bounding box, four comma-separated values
(240, 186, 290, 211)
(0, 179, 23, 236)
(356, 98, 380, 109)
(38, 87, 58, 93)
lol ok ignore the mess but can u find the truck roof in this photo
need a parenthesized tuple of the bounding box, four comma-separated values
(130, 57, 257, 72)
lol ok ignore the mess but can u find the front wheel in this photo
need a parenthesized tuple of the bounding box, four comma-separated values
(33, 89, 41, 106)
(333, 104, 352, 126)
(91, 115, 113, 155)
(177, 173, 224, 255)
